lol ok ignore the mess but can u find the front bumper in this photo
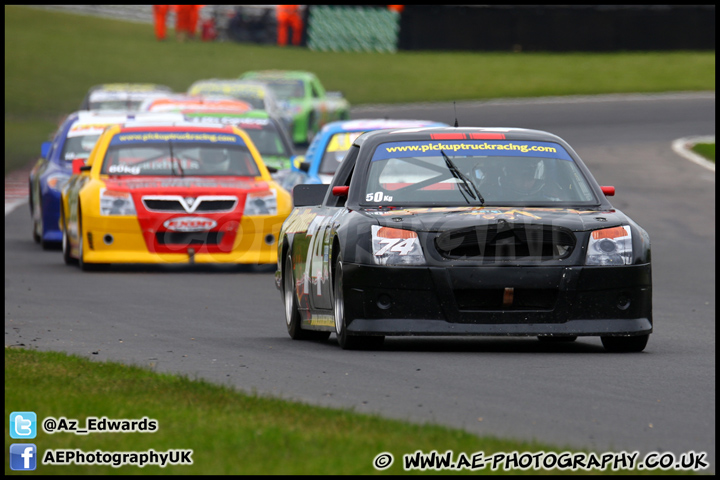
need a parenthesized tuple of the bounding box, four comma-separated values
(341, 263, 652, 337)
(81, 214, 283, 265)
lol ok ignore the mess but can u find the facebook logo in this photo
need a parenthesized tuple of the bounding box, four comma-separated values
(10, 411, 36, 439)
(10, 444, 37, 471)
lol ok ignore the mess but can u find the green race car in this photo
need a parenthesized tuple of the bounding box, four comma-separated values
(239, 70, 350, 145)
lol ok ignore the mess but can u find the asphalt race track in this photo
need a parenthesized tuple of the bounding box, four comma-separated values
(5, 92, 715, 470)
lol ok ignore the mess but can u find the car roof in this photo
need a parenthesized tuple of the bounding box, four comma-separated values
(74, 111, 185, 125)
(354, 126, 567, 147)
(88, 83, 173, 93)
(320, 119, 450, 135)
(183, 109, 271, 119)
(117, 121, 237, 132)
(242, 70, 314, 80)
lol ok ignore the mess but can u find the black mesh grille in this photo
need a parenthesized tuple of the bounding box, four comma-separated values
(435, 224, 576, 261)
(143, 199, 185, 212)
(454, 288, 558, 310)
(155, 231, 223, 245)
(194, 200, 236, 212)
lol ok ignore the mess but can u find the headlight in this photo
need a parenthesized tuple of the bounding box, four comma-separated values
(371, 225, 425, 265)
(244, 190, 277, 216)
(100, 189, 136, 216)
(46, 174, 70, 191)
(585, 225, 632, 265)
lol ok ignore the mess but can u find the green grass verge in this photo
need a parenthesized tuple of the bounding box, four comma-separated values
(691, 143, 715, 163)
(4, 5, 716, 174)
(6, 347, 687, 475)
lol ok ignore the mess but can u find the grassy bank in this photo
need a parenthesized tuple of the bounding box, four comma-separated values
(4, 5, 715, 174)
(6, 347, 683, 475)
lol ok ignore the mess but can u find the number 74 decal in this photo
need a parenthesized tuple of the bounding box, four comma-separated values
(374, 238, 417, 256)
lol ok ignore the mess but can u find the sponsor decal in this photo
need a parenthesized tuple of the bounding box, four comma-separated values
(111, 132, 242, 145)
(373, 140, 572, 162)
(163, 216, 217, 232)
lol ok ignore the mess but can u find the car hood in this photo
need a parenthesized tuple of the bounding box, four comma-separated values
(363, 206, 625, 232)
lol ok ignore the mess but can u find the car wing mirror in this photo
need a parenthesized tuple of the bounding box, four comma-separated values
(291, 155, 305, 171)
(332, 186, 349, 197)
(292, 184, 328, 207)
(72, 158, 89, 174)
(41, 141, 52, 159)
(266, 165, 278, 174)
(299, 161, 311, 173)
(601, 186, 615, 196)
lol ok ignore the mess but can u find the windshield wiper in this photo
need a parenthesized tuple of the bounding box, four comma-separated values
(168, 142, 184, 177)
(440, 150, 484, 205)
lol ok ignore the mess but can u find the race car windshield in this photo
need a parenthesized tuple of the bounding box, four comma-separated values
(101, 142, 261, 177)
(364, 140, 597, 206)
(263, 80, 305, 100)
(190, 88, 266, 109)
(61, 134, 102, 161)
(89, 100, 145, 111)
(240, 123, 290, 157)
(319, 131, 364, 175)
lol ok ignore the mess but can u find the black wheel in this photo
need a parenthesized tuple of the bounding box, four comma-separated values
(537, 335, 577, 343)
(332, 253, 384, 350)
(33, 200, 58, 250)
(30, 184, 41, 244)
(77, 213, 89, 271)
(61, 207, 77, 266)
(283, 252, 330, 341)
(601, 334, 649, 353)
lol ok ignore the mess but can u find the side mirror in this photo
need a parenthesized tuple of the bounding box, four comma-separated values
(291, 155, 305, 171)
(266, 165, 278, 174)
(41, 142, 52, 159)
(332, 186, 349, 197)
(292, 184, 328, 207)
(299, 161, 311, 173)
(601, 186, 615, 196)
(72, 158, 87, 174)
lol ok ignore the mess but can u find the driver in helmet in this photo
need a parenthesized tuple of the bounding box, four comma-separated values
(200, 147, 230, 174)
(500, 159, 541, 197)
(495, 158, 562, 201)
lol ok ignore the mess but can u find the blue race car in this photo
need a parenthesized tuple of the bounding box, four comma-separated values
(279, 118, 449, 192)
(29, 110, 184, 248)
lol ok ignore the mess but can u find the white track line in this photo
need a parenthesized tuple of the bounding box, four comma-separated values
(672, 136, 716, 172)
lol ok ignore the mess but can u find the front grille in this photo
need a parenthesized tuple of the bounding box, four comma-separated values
(143, 199, 185, 212)
(193, 200, 236, 212)
(155, 231, 224, 245)
(454, 288, 558, 310)
(435, 224, 576, 261)
(142, 196, 237, 213)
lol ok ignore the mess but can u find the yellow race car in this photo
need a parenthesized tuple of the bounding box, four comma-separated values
(60, 121, 292, 270)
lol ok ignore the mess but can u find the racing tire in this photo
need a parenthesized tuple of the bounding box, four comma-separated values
(601, 334, 649, 353)
(283, 252, 330, 341)
(332, 253, 384, 350)
(61, 208, 77, 266)
(30, 184, 41, 244)
(537, 335, 577, 343)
